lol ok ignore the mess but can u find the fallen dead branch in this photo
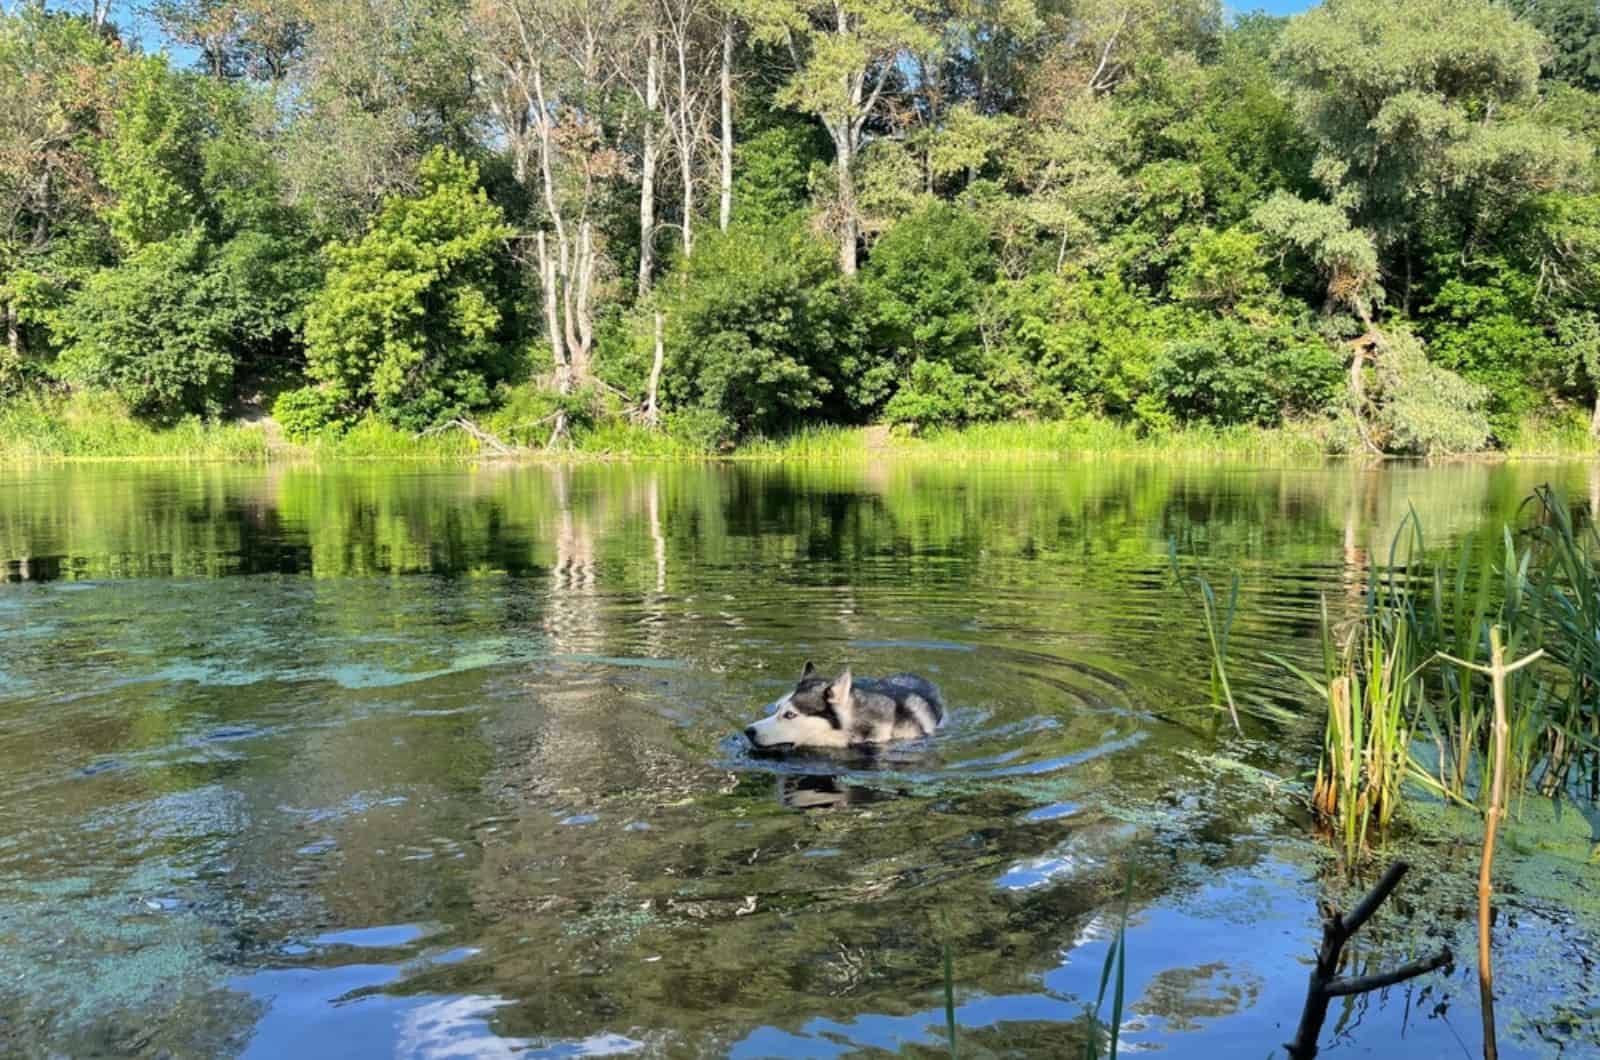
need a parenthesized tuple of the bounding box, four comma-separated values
(1286, 860, 1453, 1060)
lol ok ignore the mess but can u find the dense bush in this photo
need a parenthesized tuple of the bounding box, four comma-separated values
(859, 203, 995, 416)
(272, 385, 344, 442)
(656, 219, 852, 444)
(1153, 316, 1343, 426)
(1421, 264, 1561, 440)
(54, 230, 236, 420)
(302, 149, 515, 431)
(992, 273, 1177, 423)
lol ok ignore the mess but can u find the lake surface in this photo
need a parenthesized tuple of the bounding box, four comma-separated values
(1, 460, 1597, 1059)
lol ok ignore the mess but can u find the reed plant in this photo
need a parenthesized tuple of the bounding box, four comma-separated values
(1083, 870, 1132, 1060)
(1276, 489, 1600, 863)
(1169, 540, 1243, 734)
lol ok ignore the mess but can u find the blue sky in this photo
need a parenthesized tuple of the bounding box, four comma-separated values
(1231, 0, 1317, 14)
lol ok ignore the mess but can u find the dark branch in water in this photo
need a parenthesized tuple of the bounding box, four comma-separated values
(1286, 860, 1454, 1060)
(1323, 950, 1455, 997)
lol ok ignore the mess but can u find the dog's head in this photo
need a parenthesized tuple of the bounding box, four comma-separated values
(743, 662, 854, 751)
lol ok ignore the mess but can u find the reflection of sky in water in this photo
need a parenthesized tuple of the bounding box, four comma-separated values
(732, 858, 1408, 1060)
(233, 934, 643, 1060)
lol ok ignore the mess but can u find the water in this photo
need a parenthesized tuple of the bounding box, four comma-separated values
(1, 460, 1597, 1059)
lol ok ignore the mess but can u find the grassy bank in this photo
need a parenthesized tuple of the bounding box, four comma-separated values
(3, 392, 1597, 464)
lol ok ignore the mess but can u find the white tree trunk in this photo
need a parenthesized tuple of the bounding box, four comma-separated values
(645, 310, 665, 426)
(719, 19, 733, 231)
(5, 300, 19, 366)
(836, 125, 857, 274)
(537, 231, 569, 392)
(675, 36, 694, 255)
(638, 34, 660, 295)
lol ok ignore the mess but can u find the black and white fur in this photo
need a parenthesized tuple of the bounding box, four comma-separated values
(743, 662, 945, 752)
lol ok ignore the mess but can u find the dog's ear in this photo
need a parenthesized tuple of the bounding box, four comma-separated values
(800, 660, 816, 680)
(827, 668, 853, 704)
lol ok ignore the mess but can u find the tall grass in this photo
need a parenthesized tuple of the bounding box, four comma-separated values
(0, 392, 271, 461)
(1276, 488, 1600, 863)
(737, 418, 1334, 465)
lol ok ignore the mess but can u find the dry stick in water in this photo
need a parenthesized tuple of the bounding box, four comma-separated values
(1285, 860, 1453, 1060)
(1437, 628, 1544, 1060)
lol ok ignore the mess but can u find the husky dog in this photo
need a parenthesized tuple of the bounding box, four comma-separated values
(744, 662, 945, 752)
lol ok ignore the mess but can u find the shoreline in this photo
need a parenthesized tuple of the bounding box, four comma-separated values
(4, 396, 1597, 466)
(3, 429, 1596, 467)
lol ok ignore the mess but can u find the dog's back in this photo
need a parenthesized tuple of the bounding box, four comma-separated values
(850, 673, 945, 743)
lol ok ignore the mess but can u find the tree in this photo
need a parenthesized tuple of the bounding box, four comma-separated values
(656, 217, 850, 440)
(472, 0, 629, 392)
(0, 6, 116, 376)
(1511, 0, 1600, 91)
(301, 149, 516, 430)
(1276, 0, 1577, 305)
(280, 0, 477, 234)
(146, 0, 308, 80)
(51, 64, 317, 417)
(753, 0, 936, 273)
(53, 228, 236, 418)
(859, 201, 993, 412)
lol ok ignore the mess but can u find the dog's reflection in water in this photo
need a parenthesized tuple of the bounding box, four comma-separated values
(777, 773, 894, 810)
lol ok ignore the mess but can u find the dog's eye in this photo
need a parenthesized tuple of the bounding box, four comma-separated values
(782, 710, 797, 720)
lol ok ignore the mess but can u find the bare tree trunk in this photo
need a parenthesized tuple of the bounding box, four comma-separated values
(645, 310, 665, 426)
(1286, 861, 1452, 1060)
(538, 231, 569, 392)
(1589, 392, 1600, 439)
(675, 36, 694, 255)
(638, 34, 660, 295)
(1347, 335, 1382, 456)
(719, 19, 733, 231)
(836, 125, 857, 274)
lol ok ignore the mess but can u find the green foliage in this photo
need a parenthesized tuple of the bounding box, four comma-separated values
(302, 148, 514, 431)
(53, 229, 236, 419)
(733, 120, 828, 226)
(1371, 331, 1492, 456)
(1511, 0, 1600, 91)
(859, 203, 995, 415)
(1420, 262, 1560, 438)
(991, 272, 1176, 423)
(1171, 227, 1270, 310)
(1153, 316, 1342, 427)
(272, 385, 344, 442)
(884, 359, 984, 429)
(98, 58, 206, 251)
(657, 219, 852, 444)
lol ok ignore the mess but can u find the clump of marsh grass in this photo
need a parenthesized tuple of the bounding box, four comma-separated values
(1272, 516, 1433, 862)
(1276, 489, 1600, 864)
